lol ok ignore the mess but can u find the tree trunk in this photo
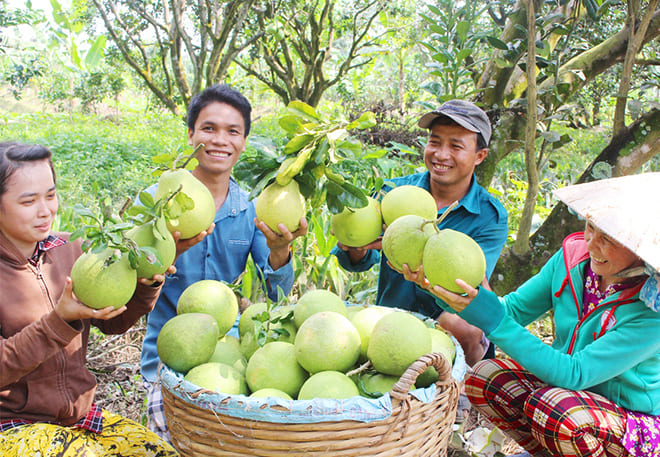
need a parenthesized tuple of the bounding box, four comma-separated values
(490, 108, 660, 295)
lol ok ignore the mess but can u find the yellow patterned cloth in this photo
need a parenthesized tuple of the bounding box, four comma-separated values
(0, 409, 179, 456)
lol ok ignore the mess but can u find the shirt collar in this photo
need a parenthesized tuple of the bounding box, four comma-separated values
(28, 234, 67, 265)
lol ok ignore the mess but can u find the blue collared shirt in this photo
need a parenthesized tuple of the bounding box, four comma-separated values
(141, 177, 294, 382)
(332, 171, 508, 318)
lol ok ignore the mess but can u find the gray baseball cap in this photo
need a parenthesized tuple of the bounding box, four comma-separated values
(417, 99, 491, 145)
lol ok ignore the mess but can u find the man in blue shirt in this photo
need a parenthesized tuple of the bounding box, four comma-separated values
(140, 84, 307, 440)
(332, 100, 508, 367)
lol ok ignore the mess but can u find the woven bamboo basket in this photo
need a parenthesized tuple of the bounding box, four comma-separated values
(162, 352, 460, 456)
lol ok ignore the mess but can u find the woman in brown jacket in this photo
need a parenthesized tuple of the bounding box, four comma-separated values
(0, 142, 177, 456)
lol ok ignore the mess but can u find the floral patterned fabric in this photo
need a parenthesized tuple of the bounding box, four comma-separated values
(622, 410, 660, 456)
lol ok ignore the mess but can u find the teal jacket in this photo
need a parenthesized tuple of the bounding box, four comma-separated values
(458, 232, 660, 415)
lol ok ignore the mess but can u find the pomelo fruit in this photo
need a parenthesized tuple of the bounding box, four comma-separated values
(208, 340, 248, 375)
(70, 248, 137, 310)
(125, 219, 176, 278)
(367, 311, 432, 376)
(349, 306, 394, 362)
(157, 313, 219, 373)
(358, 372, 412, 398)
(238, 302, 268, 337)
(381, 185, 437, 226)
(298, 371, 359, 400)
(423, 229, 486, 294)
(293, 289, 346, 328)
(382, 215, 436, 271)
(255, 180, 306, 234)
(330, 197, 382, 247)
(177, 279, 238, 336)
(183, 362, 248, 395)
(155, 169, 216, 239)
(249, 388, 293, 400)
(294, 311, 361, 373)
(245, 341, 308, 398)
(416, 327, 457, 388)
(219, 334, 241, 351)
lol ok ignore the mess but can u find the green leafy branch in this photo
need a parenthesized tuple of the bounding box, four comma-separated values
(234, 101, 377, 214)
(149, 143, 205, 178)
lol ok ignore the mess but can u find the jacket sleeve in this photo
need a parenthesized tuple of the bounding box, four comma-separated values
(92, 282, 162, 335)
(0, 311, 80, 387)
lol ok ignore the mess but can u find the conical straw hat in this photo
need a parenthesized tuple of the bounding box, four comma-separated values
(553, 172, 660, 273)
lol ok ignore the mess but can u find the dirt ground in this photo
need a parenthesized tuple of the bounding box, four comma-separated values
(88, 318, 551, 455)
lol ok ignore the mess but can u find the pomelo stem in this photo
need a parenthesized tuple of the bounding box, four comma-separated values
(422, 200, 459, 233)
(346, 360, 372, 377)
(177, 143, 205, 170)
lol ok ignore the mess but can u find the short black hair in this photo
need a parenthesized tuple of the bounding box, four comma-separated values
(0, 142, 55, 198)
(428, 116, 488, 151)
(186, 84, 252, 137)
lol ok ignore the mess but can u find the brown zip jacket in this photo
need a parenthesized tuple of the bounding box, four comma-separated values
(0, 231, 161, 425)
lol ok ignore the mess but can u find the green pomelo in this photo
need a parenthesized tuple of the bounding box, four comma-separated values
(347, 304, 368, 320)
(125, 219, 176, 278)
(238, 302, 268, 337)
(157, 313, 219, 373)
(349, 306, 394, 362)
(417, 327, 457, 388)
(219, 334, 241, 351)
(382, 215, 437, 271)
(367, 311, 432, 377)
(293, 289, 346, 328)
(294, 311, 361, 374)
(155, 169, 216, 240)
(298, 371, 359, 400)
(245, 341, 308, 398)
(249, 388, 293, 400)
(183, 362, 248, 395)
(330, 197, 383, 247)
(423, 229, 486, 294)
(358, 372, 412, 398)
(255, 180, 306, 234)
(381, 185, 437, 226)
(70, 248, 137, 310)
(208, 340, 248, 375)
(177, 279, 238, 336)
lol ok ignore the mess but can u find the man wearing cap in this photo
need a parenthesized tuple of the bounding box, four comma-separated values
(332, 99, 508, 367)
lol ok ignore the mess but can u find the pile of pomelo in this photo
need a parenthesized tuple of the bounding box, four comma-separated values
(157, 284, 456, 400)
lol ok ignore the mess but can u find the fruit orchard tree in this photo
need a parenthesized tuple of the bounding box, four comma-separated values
(417, 0, 660, 293)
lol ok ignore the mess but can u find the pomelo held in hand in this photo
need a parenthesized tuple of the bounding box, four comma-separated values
(298, 371, 359, 400)
(255, 180, 306, 234)
(70, 248, 137, 310)
(125, 219, 176, 278)
(423, 229, 486, 294)
(367, 311, 431, 377)
(155, 169, 216, 239)
(381, 185, 437, 226)
(382, 214, 436, 271)
(245, 341, 308, 398)
(293, 289, 346, 328)
(177, 279, 238, 336)
(330, 197, 382, 247)
(294, 311, 361, 374)
(157, 313, 219, 373)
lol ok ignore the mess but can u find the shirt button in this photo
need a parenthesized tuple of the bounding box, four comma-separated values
(231, 209, 236, 214)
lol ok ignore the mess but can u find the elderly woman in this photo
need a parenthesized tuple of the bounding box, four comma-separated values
(402, 173, 660, 457)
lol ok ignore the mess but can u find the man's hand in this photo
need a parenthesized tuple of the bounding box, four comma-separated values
(336, 237, 382, 264)
(55, 277, 127, 322)
(138, 264, 177, 286)
(173, 223, 215, 259)
(255, 217, 309, 270)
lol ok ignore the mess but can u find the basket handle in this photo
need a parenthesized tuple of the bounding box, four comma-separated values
(389, 352, 453, 401)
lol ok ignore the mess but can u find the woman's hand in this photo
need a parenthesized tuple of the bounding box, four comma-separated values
(138, 264, 177, 286)
(55, 277, 127, 322)
(255, 217, 309, 270)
